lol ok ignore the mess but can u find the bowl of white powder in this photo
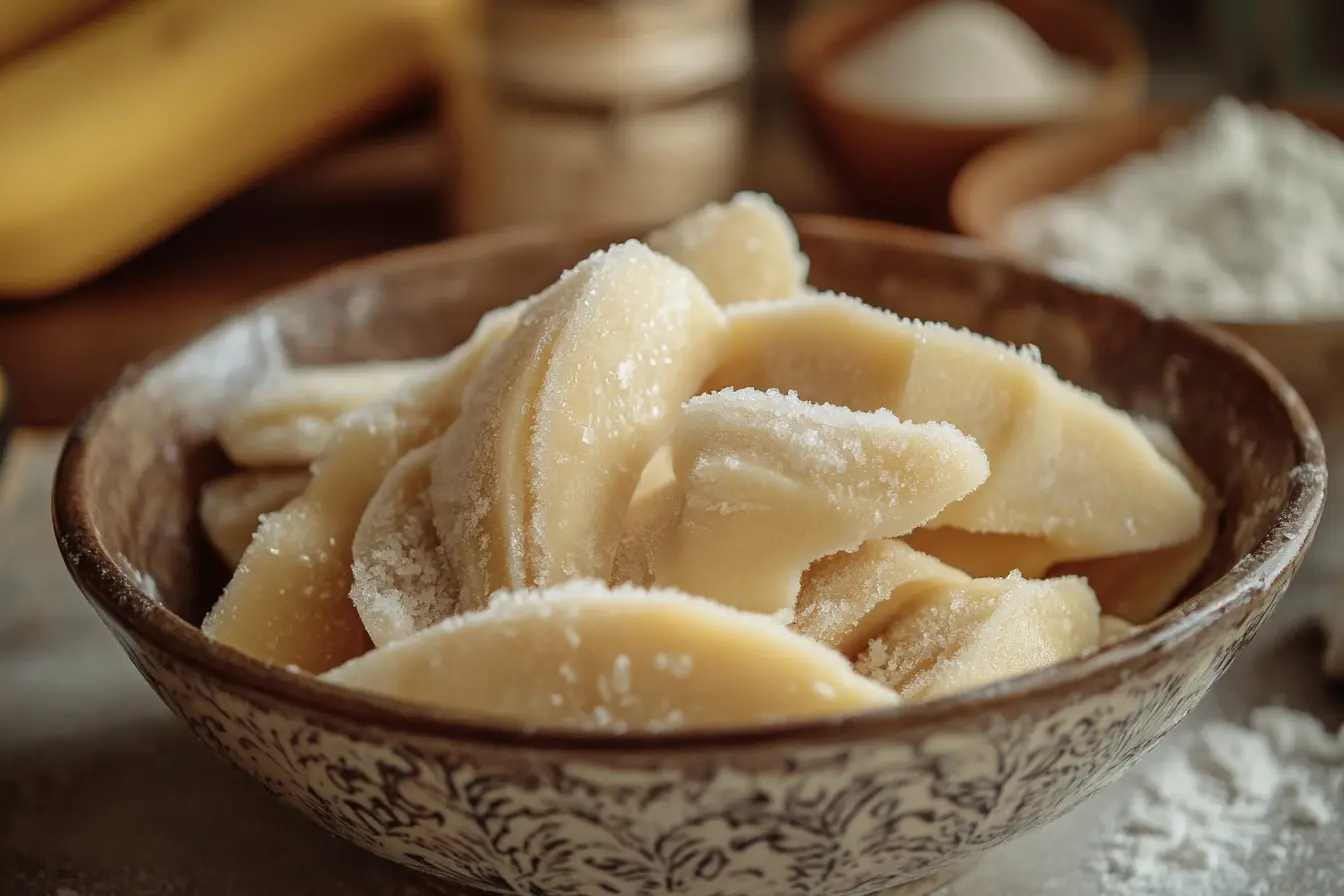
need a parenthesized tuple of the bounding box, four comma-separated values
(952, 97, 1344, 422)
(785, 0, 1146, 227)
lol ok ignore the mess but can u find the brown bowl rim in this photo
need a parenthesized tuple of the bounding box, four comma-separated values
(783, 0, 1150, 136)
(52, 216, 1326, 754)
(950, 98, 1344, 252)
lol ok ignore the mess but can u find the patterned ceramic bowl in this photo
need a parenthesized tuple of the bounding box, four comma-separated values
(53, 217, 1325, 896)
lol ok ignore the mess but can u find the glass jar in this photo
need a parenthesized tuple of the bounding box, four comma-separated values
(443, 0, 753, 233)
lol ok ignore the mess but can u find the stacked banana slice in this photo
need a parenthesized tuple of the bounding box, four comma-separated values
(198, 193, 1213, 732)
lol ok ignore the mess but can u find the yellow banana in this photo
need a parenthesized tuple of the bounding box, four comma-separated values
(0, 0, 112, 61)
(0, 0, 446, 298)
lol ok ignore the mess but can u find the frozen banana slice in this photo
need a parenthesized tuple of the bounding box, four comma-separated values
(703, 293, 1204, 558)
(611, 448, 681, 588)
(201, 303, 522, 671)
(199, 471, 311, 568)
(322, 579, 900, 731)
(1052, 423, 1218, 624)
(645, 192, 808, 305)
(643, 388, 989, 620)
(901, 527, 1059, 579)
(856, 573, 1101, 702)
(1099, 614, 1141, 645)
(218, 360, 434, 467)
(793, 539, 971, 657)
(433, 241, 728, 610)
(350, 441, 457, 648)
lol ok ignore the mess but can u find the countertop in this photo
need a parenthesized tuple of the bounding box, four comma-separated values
(2, 429, 1342, 895)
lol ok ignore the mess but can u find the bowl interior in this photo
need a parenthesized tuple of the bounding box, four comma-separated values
(57, 216, 1322, 738)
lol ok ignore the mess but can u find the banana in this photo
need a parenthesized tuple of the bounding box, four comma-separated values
(323, 579, 901, 731)
(0, 0, 111, 61)
(0, 0, 439, 297)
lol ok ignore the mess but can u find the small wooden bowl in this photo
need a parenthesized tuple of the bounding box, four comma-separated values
(784, 0, 1147, 229)
(950, 101, 1344, 425)
(54, 218, 1324, 896)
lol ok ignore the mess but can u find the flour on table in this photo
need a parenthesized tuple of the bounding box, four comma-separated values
(1084, 706, 1344, 895)
(1009, 97, 1344, 322)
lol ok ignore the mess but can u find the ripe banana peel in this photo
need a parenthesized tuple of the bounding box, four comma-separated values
(0, 0, 453, 299)
(0, 1, 114, 61)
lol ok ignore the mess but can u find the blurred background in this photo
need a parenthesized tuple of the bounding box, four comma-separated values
(2, 0, 1343, 428)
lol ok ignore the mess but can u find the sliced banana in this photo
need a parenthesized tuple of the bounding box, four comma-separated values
(433, 241, 728, 611)
(703, 292, 1204, 559)
(1099, 614, 1141, 645)
(201, 303, 523, 672)
(199, 471, 311, 568)
(646, 192, 808, 305)
(322, 579, 900, 731)
(350, 441, 457, 648)
(901, 527, 1059, 579)
(793, 539, 971, 657)
(856, 573, 1101, 702)
(218, 360, 435, 467)
(618, 388, 989, 621)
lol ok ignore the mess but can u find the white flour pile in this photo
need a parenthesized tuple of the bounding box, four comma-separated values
(827, 0, 1097, 125)
(1087, 705, 1344, 895)
(1009, 98, 1344, 321)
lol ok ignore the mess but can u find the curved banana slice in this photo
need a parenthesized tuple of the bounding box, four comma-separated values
(433, 241, 728, 610)
(350, 441, 457, 648)
(218, 360, 435, 467)
(1051, 421, 1218, 624)
(703, 292, 1204, 558)
(855, 573, 1100, 703)
(645, 192, 808, 305)
(793, 539, 971, 658)
(628, 388, 989, 621)
(199, 471, 311, 568)
(611, 448, 680, 588)
(1099, 614, 1141, 645)
(900, 528, 1059, 579)
(201, 303, 523, 671)
(321, 579, 900, 731)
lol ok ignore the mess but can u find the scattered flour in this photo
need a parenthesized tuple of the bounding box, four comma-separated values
(1009, 97, 1344, 321)
(1087, 705, 1344, 895)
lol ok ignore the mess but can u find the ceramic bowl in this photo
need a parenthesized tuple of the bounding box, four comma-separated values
(53, 217, 1325, 896)
(784, 0, 1147, 229)
(950, 100, 1344, 427)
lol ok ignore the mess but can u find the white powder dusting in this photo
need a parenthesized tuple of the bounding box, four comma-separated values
(1086, 706, 1344, 895)
(1009, 97, 1344, 321)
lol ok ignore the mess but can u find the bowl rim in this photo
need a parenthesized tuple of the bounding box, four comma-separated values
(783, 0, 1149, 135)
(950, 98, 1344, 249)
(52, 215, 1327, 754)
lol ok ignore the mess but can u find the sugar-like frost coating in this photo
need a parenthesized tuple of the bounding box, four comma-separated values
(201, 302, 523, 671)
(199, 470, 311, 568)
(350, 441, 459, 647)
(433, 241, 728, 611)
(703, 292, 1205, 558)
(645, 192, 809, 305)
(322, 579, 900, 731)
(613, 387, 990, 621)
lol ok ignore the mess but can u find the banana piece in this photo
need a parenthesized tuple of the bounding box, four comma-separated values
(703, 292, 1204, 559)
(1099, 614, 1140, 645)
(0, 0, 434, 297)
(0, 0, 111, 61)
(645, 192, 809, 305)
(856, 573, 1101, 702)
(199, 470, 310, 568)
(793, 539, 971, 658)
(433, 241, 728, 610)
(201, 303, 522, 672)
(218, 360, 436, 468)
(322, 579, 901, 731)
(615, 388, 990, 621)
(901, 527, 1059, 579)
(350, 441, 457, 648)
